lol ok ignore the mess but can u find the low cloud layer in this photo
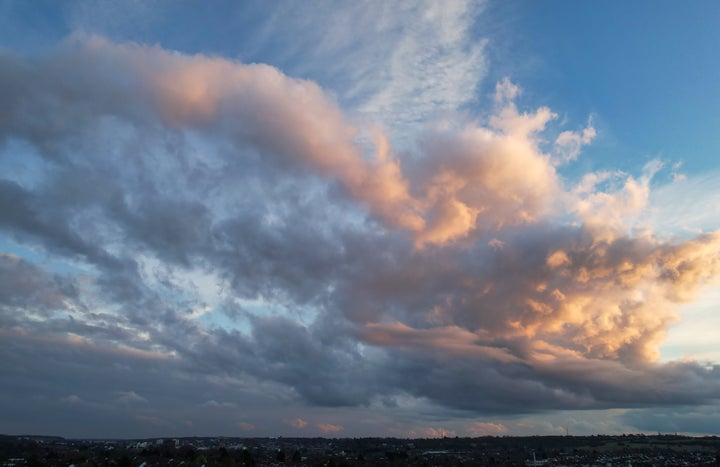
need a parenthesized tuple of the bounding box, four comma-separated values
(1, 35, 719, 437)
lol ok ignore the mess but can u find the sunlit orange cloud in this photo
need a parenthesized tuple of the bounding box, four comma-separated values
(536, 231, 720, 363)
(467, 422, 509, 436)
(414, 122, 560, 246)
(359, 228, 720, 366)
(568, 167, 656, 243)
(360, 322, 521, 363)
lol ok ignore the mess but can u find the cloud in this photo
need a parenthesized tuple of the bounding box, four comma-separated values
(645, 170, 720, 236)
(622, 405, 720, 435)
(0, 35, 606, 252)
(407, 427, 457, 439)
(0, 252, 79, 319)
(467, 422, 508, 436)
(29, 1, 487, 149)
(246, 0, 487, 143)
(115, 390, 148, 406)
(1, 33, 720, 439)
(317, 423, 343, 434)
(61, 394, 83, 404)
(352, 1, 487, 136)
(554, 119, 596, 163)
(411, 111, 560, 245)
(236, 421, 254, 432)
(288, 418, 308, 430)
(494, 77, 521, 104)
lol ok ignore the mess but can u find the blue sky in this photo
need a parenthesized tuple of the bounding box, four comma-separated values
(1, 0, 719, 438)
(488, 1, 720, 176)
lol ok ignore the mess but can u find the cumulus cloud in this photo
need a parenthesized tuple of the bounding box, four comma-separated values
(1, 33, 720, 438)
(554, 119, 596, 163)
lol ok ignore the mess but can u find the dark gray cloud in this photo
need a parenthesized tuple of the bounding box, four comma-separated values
(622, 404, 720, 435)
(0, 253, 79, 319)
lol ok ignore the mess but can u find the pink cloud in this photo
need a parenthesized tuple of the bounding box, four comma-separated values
(360, 322, 520, 363)
(236, 421, 254, 431)
(288, 418, 308, 429)
(35, 38, 570, 248)
(468, 422, 508, 436)
(317, 423, 343, 434)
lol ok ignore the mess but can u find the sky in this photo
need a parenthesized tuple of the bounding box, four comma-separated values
(1, 0, 720, 439)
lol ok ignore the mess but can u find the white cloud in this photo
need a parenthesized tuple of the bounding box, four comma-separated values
(115, 390, 148, 405)
(645, 171, 720, 237)
(554, 119, 596, 163)
(253, 0, 488, 144)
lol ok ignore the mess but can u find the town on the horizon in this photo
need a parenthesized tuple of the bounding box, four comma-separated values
(3, 433, 720, 466)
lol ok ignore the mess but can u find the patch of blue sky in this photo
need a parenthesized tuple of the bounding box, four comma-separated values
(197, 307, 251, 335)
(198, 297, 321, 335)
(132, 255, 325, 335)
(0, 0, 269, 61)
(0, 236, 96, 277)
(0, 138, 48, 190)
(661, 287, 720, 364)
(0, 0, 68, 53)
(483, 1, 720, 179)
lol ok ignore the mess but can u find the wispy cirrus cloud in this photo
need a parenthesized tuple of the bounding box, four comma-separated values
(247, 0, 488, 143)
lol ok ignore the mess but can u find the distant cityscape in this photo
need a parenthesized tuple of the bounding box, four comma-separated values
(2, 433, 720, 466)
